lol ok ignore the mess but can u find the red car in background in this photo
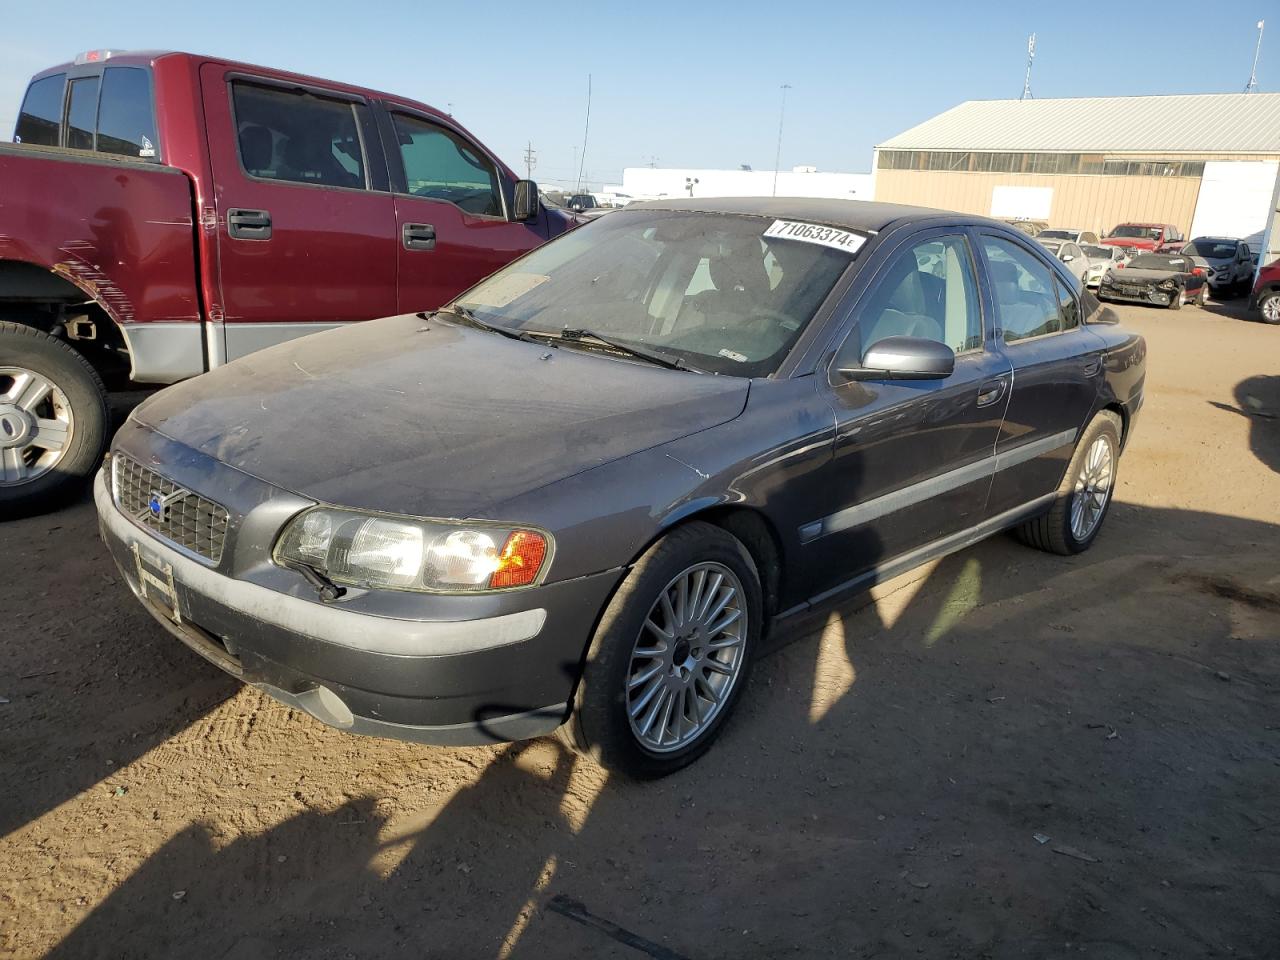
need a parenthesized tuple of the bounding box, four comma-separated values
(1101, 223, 1185, 254)
(1251, 258, 1280, 324)
(1, 50, 575, 513)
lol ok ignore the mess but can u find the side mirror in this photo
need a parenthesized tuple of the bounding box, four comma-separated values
(1062, 254, 1074, 262)
(839, 336, 956, 381)
(511, 180, 539, 222)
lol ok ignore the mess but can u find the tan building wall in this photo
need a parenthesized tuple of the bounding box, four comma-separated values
(875, 169, 1205, 236)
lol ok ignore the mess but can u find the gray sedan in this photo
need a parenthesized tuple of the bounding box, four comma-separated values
(96, 199, 1146, 778)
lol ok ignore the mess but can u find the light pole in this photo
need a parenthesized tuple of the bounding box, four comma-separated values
(772, 83, 791, 198)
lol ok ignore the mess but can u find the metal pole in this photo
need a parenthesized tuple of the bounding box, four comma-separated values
(577, 74, 592, 192)
(1246, 20, 1265, 93)
(772, 83, 791, 198)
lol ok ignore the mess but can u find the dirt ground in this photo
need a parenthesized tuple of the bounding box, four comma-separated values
(2, 300, 1278, 959)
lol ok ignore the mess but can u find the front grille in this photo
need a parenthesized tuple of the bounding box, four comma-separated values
(112, 454, 230, 564)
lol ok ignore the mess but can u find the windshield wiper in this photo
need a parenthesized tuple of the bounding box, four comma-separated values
(422, 306, 541, 344)
(550, 328, 701, 373)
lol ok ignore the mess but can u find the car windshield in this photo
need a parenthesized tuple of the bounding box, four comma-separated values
(1109, 225, 1162, 240)
(1183, 240, 1237, 259)
(1129, 254, 1187, 271)
(1038, 230, 1074, 240)
(455, 210, 858, 377)
(1081, 245, 1114, 259)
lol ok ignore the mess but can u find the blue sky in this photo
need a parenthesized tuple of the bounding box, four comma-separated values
(0, 1, 1271, 186)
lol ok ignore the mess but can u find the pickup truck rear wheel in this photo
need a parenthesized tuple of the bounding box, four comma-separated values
(0, 322, 108, 517)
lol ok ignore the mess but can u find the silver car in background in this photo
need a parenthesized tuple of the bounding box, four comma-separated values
(1179, 237, 1255, 297)
(1038, 238, 1089, 286)
(1080, 244, 1131, 289)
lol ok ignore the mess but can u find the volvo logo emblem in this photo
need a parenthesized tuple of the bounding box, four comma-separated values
(139, 487, 189, 523)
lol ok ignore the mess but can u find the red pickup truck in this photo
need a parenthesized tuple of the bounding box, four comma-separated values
(1, 50, 573, 514)
(1100, 222, 1185, 254)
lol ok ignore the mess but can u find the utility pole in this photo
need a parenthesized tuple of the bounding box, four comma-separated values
(1246, 20, 1265, 93)
(523, 141, 537, 180)
(772, 83, 791, 198)
(576, 74, 592, 192)
(1021, 33, 1036, 100)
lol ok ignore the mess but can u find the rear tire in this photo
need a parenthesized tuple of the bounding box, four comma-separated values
(1197, 285, 1210, 307)
(1259, 290, 1280, 325)
(558, 521, 761, 778)
(1015, 411, 1121, 556)
(0, 322, 109, 518)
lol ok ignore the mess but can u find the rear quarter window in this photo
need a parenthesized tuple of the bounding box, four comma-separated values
(96, 67, 157, 159)
(14, 74, 65, 146)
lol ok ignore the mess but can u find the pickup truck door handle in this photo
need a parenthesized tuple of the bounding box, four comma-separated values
(227, 208, 272, 241)
(402, 223, 436, 251)
(976, 377, 1008, 408)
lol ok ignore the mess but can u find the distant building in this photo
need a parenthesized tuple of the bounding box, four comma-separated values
(617, 165, 873, 202)
(873, 93, 1280, 260)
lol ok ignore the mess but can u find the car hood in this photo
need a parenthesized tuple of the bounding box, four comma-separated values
(1103, 238, 1156, 249)
(131, 314, 750, 518)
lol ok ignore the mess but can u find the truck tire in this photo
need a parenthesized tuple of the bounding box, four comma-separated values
(0, 322, 109, 517)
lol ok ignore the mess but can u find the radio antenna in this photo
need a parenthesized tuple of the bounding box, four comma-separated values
(1021, 33, 1037, 100)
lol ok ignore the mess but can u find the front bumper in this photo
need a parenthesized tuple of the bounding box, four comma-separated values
(94, 441, 624, 746)
(1099, 284, 1172, 306)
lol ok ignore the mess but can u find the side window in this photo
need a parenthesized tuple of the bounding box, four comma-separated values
(850, 235, 982, 358)
(1055, 277, 1080, 330)
(980, 236, 1061, 343)
(65, 76, 100, 151)
(96, 67, 157, 159)
(231, 82, 366, 189)
(15, 74, 65, 146)
(391, 114, 503, 217)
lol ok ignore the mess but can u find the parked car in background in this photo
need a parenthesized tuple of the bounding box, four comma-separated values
(0, 50, 574, 514)
(95, 198, 1145, 777)
(999, 218, 1049, 237)
(1039, 228, 1100, 245)
(1179, 237, 1255, 297)
(1037, 239, 1089, 285)
(1098, 253, 1207, 309)
(1080, 244, 1131, 289)
(1101, 223, 1184, 254)
(1251, 257, 1280, 324)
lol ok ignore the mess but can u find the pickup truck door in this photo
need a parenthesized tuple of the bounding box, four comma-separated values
(199, 65, 398, 361)
(376, 105, 550, 313)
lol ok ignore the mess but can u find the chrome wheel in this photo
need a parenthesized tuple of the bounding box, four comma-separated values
(626, 561, 747, 753)
(1262, 294, 1280, 323)
(0, 367, 74, 487)
(1070, 435, 1114, 542)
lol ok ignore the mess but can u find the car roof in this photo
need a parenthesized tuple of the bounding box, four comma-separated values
(625, 197, 965, 233)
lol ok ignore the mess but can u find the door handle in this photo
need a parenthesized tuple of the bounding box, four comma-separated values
(976, 377, 1008, 408)
(402, 223, 436, 251)
(227, 208, 272, 241)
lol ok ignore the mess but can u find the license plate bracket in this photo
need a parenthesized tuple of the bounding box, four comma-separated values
(132, 541, 182, 623)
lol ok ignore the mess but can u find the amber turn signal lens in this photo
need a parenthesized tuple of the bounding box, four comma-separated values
(488, 530, 548, 589)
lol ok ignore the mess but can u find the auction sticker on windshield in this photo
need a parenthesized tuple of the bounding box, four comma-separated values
(763, 220, 867, 255)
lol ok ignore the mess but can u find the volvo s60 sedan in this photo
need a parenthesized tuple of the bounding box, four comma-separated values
(96, 199, 1146, 778)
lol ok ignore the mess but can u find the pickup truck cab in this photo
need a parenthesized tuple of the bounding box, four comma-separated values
(1, 50, 572, 514)
(1100, 223, 1183, 254)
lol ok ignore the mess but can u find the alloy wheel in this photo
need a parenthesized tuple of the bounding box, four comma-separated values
(625, 561, 748, 753)
(1263, 294, 1280, 323)
(1070, 435, 1114, 542)
(0, 367, 74, 487)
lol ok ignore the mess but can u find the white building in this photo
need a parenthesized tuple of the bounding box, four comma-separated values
(616, 165, 873, 202)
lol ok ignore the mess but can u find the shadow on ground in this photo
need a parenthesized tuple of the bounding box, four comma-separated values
(39, 503, 1280, 960)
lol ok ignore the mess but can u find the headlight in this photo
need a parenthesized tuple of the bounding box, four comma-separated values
(274, 507, 551, 593)
(1159, 279, 1178, 291)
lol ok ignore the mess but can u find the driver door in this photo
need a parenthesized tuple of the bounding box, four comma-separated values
(379, 107, 545, 313)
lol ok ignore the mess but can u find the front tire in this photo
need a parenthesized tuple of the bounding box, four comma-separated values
(1169, 289, 1185, 310)
(0, 322, 109, 517)
(1015, 411, 1121, 556)
(560, 521, 761, 778)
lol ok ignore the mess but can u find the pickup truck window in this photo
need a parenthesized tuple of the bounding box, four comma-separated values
(97, 67, 157, 159)
(65, 76, 100, 151)
(231, 82, 367, 190)
(15, 73, 65, 146)
(391, 113, 502, 217)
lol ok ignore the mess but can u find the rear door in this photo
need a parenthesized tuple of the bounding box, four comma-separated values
(199, 64, 397, 361)
(976, 232, 1102, 516)
(801, 227, 1012, 598)
(376, 106, 550, 313)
